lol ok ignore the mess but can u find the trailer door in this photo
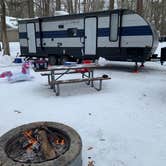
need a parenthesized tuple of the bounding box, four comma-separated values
(84, 17, 97, 56)
(27, 23, 36, 53)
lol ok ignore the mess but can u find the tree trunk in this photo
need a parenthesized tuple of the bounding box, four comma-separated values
(70, 0, 74, 14)
(43, 0, 50, 16)
(160, 0, 166, 35)
(78, 0, 81, 13)
(84, 0, 89, 12)
(137, 0, 143, 15)
(6, 0, 28, 18)
(74, 0, 78, 13)
(0, 0, 10, 55)
(117, 0, 126, 8)
(91, 0, 95, 11)
(67, 0, 74, 14)
(109, 0, 114, 10)
(83, 0, 87, 12)
(56, 0, 61, 10)
(28, 0, 34, 18)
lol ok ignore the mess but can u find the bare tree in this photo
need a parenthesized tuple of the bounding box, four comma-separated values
(66, 0, 74, 14)
(91, 0, 105, 11)
(78, 0, 81, 13)
(2, 0, 165, 36)
(83, 0, 88, 12)
(144, 0, 152, 20)
(136, 0, 143, 15)
(27, 0, 34, 18)
(74, 0, 78, 13)
(5, 0, 28, 18)
(56, 0, 61, 10)
(109, 0, 114, 10)
(116, 0, 128, 8)
(160, 0, 166, 35)
(0, 0, 10, 55)
(43, 0, 50, 16)
(33, 0, 50, 16)
(34, 0, 43, 16)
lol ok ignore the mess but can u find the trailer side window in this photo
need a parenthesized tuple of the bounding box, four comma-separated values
(58, 25, 64, 29)
(110, 13, 119, 41)
(67, 28, 77, 37)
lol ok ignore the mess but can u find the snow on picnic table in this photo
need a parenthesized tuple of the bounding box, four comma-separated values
(0, 43, 166, 166)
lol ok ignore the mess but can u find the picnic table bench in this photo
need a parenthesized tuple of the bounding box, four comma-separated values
(52, 76, 111, 96)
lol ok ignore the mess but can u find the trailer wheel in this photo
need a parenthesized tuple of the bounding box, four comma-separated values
(61, 55, 70, 65)
(48, 56, 57, 65)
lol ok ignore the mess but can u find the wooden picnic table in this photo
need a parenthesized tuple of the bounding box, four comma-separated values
(47, 63, 101, 70)
(34, 63, 111, 96)
(34, 63, 102, 72)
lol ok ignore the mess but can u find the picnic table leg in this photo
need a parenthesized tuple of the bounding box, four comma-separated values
(56, 84, 60, 96)
(99, 79, 102, 91)
(50, 71, 55, 89)
(53, 83, 60, 96)
(93, 79, 102, 91)
(48, 75, 51, 85)
(82, 72, 85, 78)
(87, 71, 90, 85)
(91, 71, 94, 87)
(53, 83, 56, 92)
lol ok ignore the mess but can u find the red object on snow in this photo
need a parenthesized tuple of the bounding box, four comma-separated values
(0, 71, 12, 78)
(21, 62, 30, 74)
(76, 60, 92, 73)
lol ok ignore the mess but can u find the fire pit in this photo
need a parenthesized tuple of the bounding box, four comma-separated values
(0, 122, 82, 166)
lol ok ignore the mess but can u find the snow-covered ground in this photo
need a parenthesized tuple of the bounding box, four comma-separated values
(0, 43, 166, 166)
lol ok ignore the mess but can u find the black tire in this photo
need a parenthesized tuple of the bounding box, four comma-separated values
(60, 55, 70, 65)
(48, 56, 57, 65)
(0, 122, 82, 166)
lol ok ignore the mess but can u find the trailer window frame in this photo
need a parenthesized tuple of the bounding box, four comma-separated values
(110, 12, 119, 42)
(58, 24, 64, 29)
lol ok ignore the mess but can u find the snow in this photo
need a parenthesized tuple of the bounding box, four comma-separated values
(5, 16, 18, 29)
(0, 43, 166, 166)
(54, 11, 69, 16)
(0, 42, 20, 66)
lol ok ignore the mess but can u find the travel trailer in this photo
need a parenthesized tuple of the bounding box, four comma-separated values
(18, 9, 158, 66)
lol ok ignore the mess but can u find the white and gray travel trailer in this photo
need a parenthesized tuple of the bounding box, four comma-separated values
(18, 9, 158, 65)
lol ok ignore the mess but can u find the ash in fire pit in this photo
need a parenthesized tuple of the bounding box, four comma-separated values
(0, 122, 82, 166)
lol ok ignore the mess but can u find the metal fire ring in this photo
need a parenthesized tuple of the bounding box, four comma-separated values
(0, 122, 82, 166)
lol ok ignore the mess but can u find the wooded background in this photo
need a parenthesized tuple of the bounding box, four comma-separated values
(1, 0, 165, 35)
(0, 0, 165, 54)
